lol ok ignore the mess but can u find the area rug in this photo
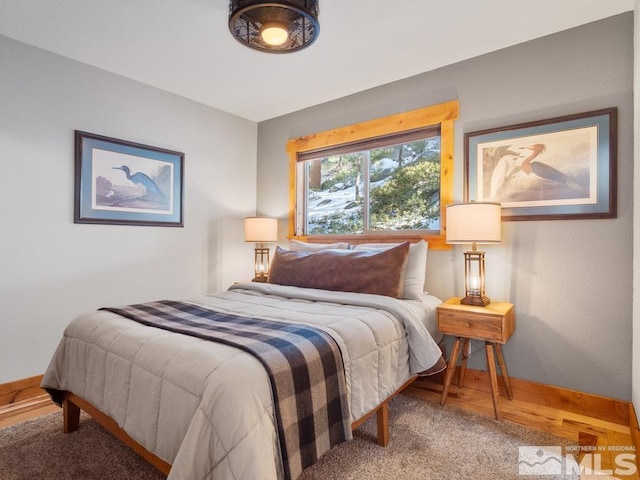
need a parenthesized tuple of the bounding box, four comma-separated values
(0, 394, 576, 480)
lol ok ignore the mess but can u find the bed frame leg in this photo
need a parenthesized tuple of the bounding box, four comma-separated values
(376, 402, 389, 446)
(63, 395, 80, 433)
(352, 376, 417, 447)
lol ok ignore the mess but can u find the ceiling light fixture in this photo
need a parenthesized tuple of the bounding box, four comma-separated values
(261, 22, 289, 46)
(229, 0, 320, 54)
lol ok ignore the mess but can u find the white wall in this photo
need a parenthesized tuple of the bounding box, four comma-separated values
(0, 35, 258, 384)
(257, 14, 634, 400)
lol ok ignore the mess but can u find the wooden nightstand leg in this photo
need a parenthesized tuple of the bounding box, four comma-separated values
(495, 344, 513, 400)
(440, 337, 462, 405)
(485, 342, 501, 421)
(458, 338, 470, 388)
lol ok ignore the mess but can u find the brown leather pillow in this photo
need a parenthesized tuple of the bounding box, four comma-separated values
(267, 242, 410, 298)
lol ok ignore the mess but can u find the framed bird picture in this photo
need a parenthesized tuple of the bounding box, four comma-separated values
(464, 108, 617, 221)
(74, 131, 184, 226)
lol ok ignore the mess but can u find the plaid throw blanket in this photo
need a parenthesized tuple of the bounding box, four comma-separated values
(101, 300, 351, 480)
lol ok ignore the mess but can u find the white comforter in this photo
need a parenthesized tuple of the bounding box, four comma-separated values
(42, 283, 443, 480)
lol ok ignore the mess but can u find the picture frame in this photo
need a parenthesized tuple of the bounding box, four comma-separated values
(74, 131, 184, 227)
(464, 108, 617, 221)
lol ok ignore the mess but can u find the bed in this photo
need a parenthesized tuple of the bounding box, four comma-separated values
(41, 241, 444, 480)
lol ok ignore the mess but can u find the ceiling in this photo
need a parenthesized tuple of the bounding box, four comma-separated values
(0, 0, 634, 122)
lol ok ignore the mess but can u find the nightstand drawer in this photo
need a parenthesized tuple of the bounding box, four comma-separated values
(438, 311, 505, 342)
(436, 298, 515, 344)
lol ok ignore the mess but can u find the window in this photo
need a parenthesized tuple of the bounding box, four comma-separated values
(286, 101, 459, 249)
(302, 129, 441, 235)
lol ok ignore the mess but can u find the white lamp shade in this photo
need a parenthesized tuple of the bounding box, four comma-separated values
(244, 217, 278, 243)
(446, 202, 501, 244)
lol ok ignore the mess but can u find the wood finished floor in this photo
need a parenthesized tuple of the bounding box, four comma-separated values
(1, 385, 638, 479)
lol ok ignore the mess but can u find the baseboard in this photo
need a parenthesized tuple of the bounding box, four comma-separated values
(629, 403, 640, 471)
(0, 375, 54, 426)
(411, 367, 630, 427)
(0, 374, 46, 407)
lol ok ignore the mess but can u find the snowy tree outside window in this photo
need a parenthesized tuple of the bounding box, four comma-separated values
(304, 134, 441, 235)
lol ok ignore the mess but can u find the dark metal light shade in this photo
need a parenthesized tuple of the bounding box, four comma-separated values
(229, 0, 320, 54)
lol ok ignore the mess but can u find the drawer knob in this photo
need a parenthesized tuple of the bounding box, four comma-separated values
(465, 322, 472, 328)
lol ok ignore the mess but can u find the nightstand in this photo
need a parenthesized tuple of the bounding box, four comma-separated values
(437, 297, 515, 420)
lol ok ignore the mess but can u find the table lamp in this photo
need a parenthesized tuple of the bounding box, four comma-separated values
(446, 202, 501, 306)
(244, 217, 278, 282)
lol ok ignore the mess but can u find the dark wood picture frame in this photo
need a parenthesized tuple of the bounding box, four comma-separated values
(465, 108, 617, 221)
(74, 131, 184, 227)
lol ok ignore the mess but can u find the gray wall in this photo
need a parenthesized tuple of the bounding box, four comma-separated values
(633, 3, 640, 413)
(0, 35, 258, 384)
(257, 14, 634, 400)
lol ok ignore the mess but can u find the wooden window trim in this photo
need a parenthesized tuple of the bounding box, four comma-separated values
(286, 100, 459, 250)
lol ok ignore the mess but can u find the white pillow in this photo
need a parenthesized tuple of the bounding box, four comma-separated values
(353, 240, 428, 300)
(288, 239, 350, 252)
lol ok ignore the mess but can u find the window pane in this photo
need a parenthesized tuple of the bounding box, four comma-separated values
(305, 154, 364, 234)
(369, 136, 441, 231)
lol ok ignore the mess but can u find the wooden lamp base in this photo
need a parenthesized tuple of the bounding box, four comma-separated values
(461, 294, 490, 306)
